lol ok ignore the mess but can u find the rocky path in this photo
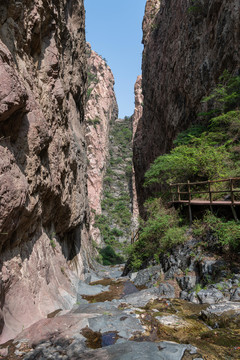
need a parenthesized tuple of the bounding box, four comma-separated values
(1, 265, 240, 360)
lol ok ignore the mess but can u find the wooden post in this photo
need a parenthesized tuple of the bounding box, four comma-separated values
(187, 181, 192, 225)
(231, 205, 238, 222)
(208, 180, 212, 203)
(187, 180, 191, 203)
(188, 204, 193, 225)
(230, 178, 235, 204)
(170, 184, 174, 203)
(177, 184, 181, 202)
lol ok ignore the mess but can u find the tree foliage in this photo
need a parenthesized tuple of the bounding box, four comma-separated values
(144, 72, 240, 188)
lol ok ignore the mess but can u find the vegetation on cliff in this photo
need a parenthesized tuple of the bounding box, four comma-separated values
(94, 116, 133, 263)
(127, 72, 240, 271)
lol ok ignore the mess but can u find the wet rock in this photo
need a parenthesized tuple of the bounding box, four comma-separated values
(77, 341, 197, 360)
(133, 265, 162, 287)
(77, 280, 109, 296)
(201, 302, 240, 329)
(88, 313, 144, 340)
(22, 340, 198, 360)
(71, 301, 123, 317)
(197, 288, 224, 304)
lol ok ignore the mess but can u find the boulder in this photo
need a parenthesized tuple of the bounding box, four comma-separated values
(177, 275, 197, 291)
(230, 288, 240, 302)
(197, 288, 224, 304)
(133, 265, 162, 287)
(201, 302, 240, 329)
(23, 340, 198, 360)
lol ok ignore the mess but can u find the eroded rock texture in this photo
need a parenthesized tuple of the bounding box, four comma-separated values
(132, 76, 143, 233)
(85, 44, 118, 245)
(134, 0, 240, 213)
(0, 0, 90, 343)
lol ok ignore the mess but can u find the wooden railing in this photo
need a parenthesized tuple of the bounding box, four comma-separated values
(170, 177, 240, 205)
(170, 177, 240, 222)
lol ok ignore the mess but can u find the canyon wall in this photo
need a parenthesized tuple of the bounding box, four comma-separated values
(132, 76, 143, 233)
(85, 44, 118, 245)
(134, 0, 240, 212)
(0, 0, 90, 343)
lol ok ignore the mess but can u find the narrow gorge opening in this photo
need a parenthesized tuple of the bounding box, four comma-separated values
(84, 0, 146, 264)
(0, 1, 240, 359)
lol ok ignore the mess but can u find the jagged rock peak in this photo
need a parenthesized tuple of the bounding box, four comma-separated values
(142, 0, 161, 45)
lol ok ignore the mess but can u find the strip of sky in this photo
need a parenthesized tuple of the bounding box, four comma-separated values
(85, 0, 146, 118)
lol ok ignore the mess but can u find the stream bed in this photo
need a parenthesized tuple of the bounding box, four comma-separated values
(0, 264, 240, 359)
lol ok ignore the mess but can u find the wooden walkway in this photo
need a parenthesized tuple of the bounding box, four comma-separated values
(170, 177, 240, 222)
(172, 199, 240, 206)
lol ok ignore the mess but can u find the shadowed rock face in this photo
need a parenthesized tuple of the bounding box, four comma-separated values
(85, 44, 118, 245)
(134, 0, 240, 214)
(0, 0, 90, 343)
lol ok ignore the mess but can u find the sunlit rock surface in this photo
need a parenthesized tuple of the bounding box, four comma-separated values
(85, 44, 118, 245)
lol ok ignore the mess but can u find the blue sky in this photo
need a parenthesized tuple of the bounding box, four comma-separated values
(85, 0, 146, 118)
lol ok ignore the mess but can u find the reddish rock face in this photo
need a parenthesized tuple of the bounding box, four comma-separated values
(0, 0, 90, 343)
(132, 76, 143, 232)
(134, 0, 240, 213)
(85, 45, 118, 245)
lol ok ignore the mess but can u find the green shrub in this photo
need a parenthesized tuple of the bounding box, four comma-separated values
(144, 73, 240, 189)
(111, 228, 124, 237)
(127, 199, 187, 271)
(201, 70, 240, 114)
(192, 211, 240, 251)
(87, 71, 98, 86)
(50, 239, 56, 248)
(87, 117, 101, 128)
(174, 125, 206, 146)
(144, 141, 229, 186)
(87, 87, 93, 100)
(99, 245, 124, 265)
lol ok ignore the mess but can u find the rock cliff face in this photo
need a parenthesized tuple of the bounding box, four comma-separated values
(134, 0, 240, 213)
(0, 0, 90, 343)
(132, 76, 143, 232)
(85, 45, 118, 245)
